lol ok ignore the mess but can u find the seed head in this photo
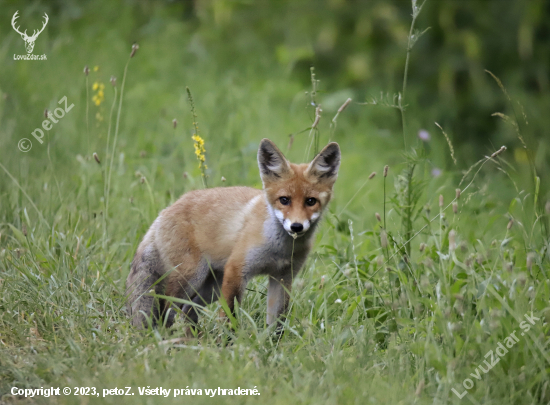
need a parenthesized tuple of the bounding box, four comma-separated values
(44, 109, 48, 118)
(490, 145, 507, 158)
(140, 176, 145, 184)
(383, 165, 389, 177)
(419, 243, 426, 252)
(507, 218, 513, 230)
(439, 194, 444, 208)
(221, 176, 226, 182)
(368, 171, 376, 180)
(84, 65, 89, 76)
(130, 43, 139, 58)
(456, 188, 461, 199)
(312, 105, 322, 129)
(375, 212, 381, 222)
(172, 119, 177, 129)
(110, 76, 116, 87)
(452, 202, 458, 214)
(93, 152, 100, 164)
(337, 98, 352, 114)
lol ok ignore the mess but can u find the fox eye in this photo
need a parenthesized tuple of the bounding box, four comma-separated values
(305, 197, 317, 206)
(279, 196, 291, 205)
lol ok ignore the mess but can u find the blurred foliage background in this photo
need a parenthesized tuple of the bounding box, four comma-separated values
(2, 0, 549, 175)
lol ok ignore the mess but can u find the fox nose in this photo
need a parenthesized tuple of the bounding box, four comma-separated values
(290, 223, 304, 233)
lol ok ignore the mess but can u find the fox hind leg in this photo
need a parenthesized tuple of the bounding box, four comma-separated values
(163, 258, 214, 326)
(126, 245, 166, 329)
(182, 270, 223, 325)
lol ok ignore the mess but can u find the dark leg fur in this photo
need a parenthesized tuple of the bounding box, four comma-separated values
(182, 270, 223, 325)
(126, 245, 165, 328)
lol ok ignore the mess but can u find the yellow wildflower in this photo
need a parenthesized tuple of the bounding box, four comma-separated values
(192, 134, 206, 167)
(92, 81, 105, 106)
(93, 65, 99, 72)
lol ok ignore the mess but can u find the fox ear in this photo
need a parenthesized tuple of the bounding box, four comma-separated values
(305, 142, 341, 185)
(258, 138, 291, 183)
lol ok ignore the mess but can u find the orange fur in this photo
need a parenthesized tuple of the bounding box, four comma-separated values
(126, 139, 340, 330)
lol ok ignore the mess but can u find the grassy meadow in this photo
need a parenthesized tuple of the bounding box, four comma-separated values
(1, 1, 549, 404)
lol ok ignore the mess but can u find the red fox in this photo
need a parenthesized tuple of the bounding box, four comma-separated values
(126, 138, 340, 329)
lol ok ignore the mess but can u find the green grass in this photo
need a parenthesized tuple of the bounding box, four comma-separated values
(1, 1, 549, 404)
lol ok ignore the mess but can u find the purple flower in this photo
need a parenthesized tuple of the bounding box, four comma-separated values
(418, 129, 430, 142)
(431, 168, 442, 177)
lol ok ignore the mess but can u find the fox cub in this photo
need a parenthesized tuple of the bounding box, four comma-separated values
(126, 138, 340, 329)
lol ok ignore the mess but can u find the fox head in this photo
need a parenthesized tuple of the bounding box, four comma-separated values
(258, 138, 341, 237)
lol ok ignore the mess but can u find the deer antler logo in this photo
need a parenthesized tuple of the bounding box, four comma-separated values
(12, 11, 49, 54)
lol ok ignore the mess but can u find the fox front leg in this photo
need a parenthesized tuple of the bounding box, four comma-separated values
(219, 259, 245, 322)
(266, 275, 292, 332)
